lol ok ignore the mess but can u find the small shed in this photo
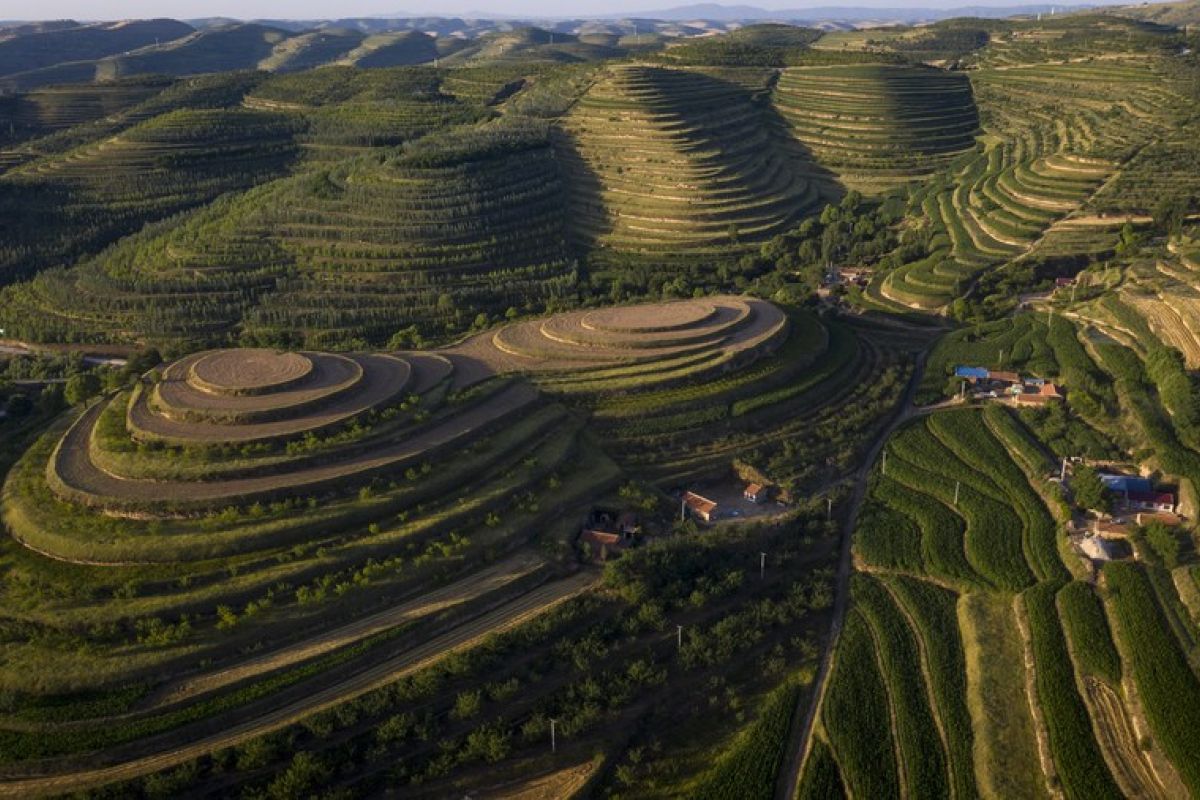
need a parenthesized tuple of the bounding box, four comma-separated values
(683, 491, 718, 523)
(744, 483, 768, 504)
(580, 529, 627, 562)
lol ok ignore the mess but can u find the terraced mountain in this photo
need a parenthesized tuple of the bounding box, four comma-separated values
(0, 296, 897, 797)
(0, 119, 574, 347)
(0, 106, 301, 285)
(773, 63, 979, 194)
(0, 78, 172, 139)
(5, 11, 1200, 798)
(556, 64, 825, 256)
(875, 56, 1190, 312)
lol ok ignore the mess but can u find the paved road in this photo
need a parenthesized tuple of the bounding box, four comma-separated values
(776, 346, 932, 800)
(0, 571, 596, 798)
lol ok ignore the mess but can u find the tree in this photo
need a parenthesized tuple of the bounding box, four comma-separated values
(64, 372, 101, 407)
(37, 383, 64, 414)
(1072, 464, 1111, 513)
(1152, 192, 1191, 237)
(1143, 521, 1183, 568)
(266, 752, 331, 800)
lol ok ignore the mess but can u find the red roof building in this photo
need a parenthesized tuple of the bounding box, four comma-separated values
(1125, 490, 1176, 513)
(683, 491, 718, 522)
(580, 529, 628, 562)
(1014, 382, 1064, 406)
(744, 483, 767, 503)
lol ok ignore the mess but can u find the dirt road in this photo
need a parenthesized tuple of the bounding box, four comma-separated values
(776, 347, 931, 800)
(143, 551, 547, 709)
(52, 382, 538, 508)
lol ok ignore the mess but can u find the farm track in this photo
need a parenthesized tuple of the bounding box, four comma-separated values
(0, 571, 597, 798)
(139, 551, 547, 711)
(50, 383, 538, 508)
(776, 346, 931, 800)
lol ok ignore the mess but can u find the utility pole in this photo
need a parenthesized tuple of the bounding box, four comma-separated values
(677, 624, 683, 651)
(1061, 457, 1067, 482)
(680, 496, 686, 522)
(550, 718, 558, 753)
(954, 481, 960, 506)
(760, 552, 766, 580)
(960, 380, 966, 400)
(827, 496, 833, 520)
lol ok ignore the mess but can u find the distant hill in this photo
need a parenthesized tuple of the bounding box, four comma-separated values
(603, 3, 1100, 23)
(0, 19, 193, 78)
(338, 30, 440, 67)
(1093, 0, 1200, 26)
(1, 23, 303, 90)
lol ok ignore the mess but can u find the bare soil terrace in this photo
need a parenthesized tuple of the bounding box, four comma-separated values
(188, 349, 314, 396)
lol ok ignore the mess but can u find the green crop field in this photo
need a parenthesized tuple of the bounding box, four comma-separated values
(4, 9, 1200, 796)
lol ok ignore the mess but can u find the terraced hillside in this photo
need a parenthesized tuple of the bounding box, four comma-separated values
(799, 404, 1195, 799)
(4, 13, 1200, 797)
(0, 116, 577, 347)
(555, 64, 824, 257)
(772, 64, 979, 194)
(878, 56, 1190, 311)
(0, 78, 171, 142)
(448, 295, 930, 490)
(0, 106, 301, 286)
(0, 296, 867, 797)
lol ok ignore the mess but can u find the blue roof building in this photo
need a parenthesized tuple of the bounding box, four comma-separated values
(955, 366, 990, 380)
(1100, 474, 1152, 495)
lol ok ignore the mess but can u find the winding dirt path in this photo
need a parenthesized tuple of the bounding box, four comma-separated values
(0, 571, 596, 798)
(52, 383, 538, 508)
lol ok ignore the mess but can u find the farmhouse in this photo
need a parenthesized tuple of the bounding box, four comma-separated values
(579, 529, 628, 562)
(1100, 473, 1153, 495)
(1127, 490, 1176, 514)
(579, 509, 640, 562)
(744, 483, 768, 503)
(1098, 472, 1177, 513)
(834, 267, 872, 286)
(1013, 382, 1063, 406)
(683, 491, 718, 522)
